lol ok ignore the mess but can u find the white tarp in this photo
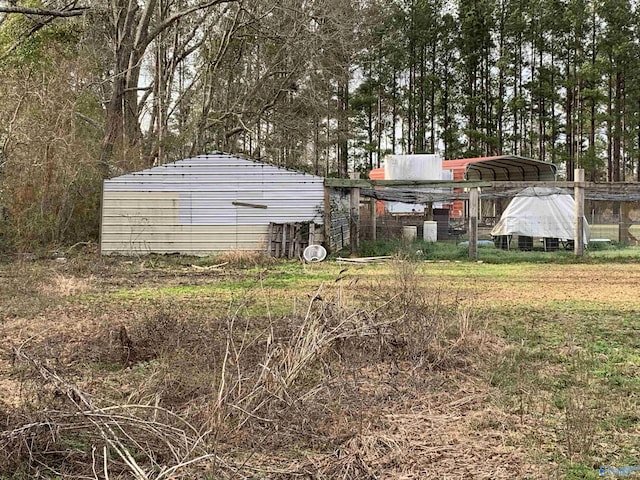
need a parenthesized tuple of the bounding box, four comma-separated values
(491, 187, 590, 241)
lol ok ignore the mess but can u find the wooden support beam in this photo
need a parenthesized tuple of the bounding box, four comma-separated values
(425, 202, 433, 221)
(326, 177, 640, 192)
(469, 187, 479, 260)
(325, 178, 492, 188)
(267, 223, 274, 257)
(369, 198, 377, 242)
(324, 186, 331, 253)
(289, 223, 296, 258)
(349, 175, 360, 256)
(274, 224, 281, 257)
(574, 169, 585, 256)
(281, 223, 288, 259)
(619, 202, 633, 245)
(309, 222, 316, 245)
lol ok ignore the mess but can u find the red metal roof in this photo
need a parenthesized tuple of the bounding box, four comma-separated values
(443, 155, 556, 181)
(369, 167, 385, 180)
(371, 155, 556, 181)
(442, 156, 509, 170)
(372, 156, 507, 177)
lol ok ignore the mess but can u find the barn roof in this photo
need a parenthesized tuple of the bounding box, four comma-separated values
(106, 151, 323, 187)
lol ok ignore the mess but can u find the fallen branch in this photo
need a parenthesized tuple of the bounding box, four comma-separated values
(336, 256, 394, 264)
(5, 348, 227, 479)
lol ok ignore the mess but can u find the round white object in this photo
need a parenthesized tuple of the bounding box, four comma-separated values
(303, 244, 327, 262)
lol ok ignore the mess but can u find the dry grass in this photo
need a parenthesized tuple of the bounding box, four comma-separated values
(3, 348, 225, 480)
(208, 249, 276, 268)
(0, 255, 587, 479)
(38, 272, 94, 297)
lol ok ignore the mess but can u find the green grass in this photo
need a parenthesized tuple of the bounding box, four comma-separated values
(484, 297, 640, 474)
(355, 238, 469, 260)
(564, 463, 601, 479)
(588, 245, 640, 259)
(3, 254, 640, 478)
(117, 258, 640, 477)
(357, 238, 640, 263)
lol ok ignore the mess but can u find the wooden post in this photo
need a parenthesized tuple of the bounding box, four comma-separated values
(267, 222, 274, 256)
(308, 222, 316, 245)
(349, 183, 360, 256)
(369, 198, 377, 241)
(574, 168, 585, 256)
(291, 223, 296, 258)
(425, 202, 433, 221)
(349, 172, 361, 256)
(281, 223, 288, 258)
(274, 224, 281, 257)
(469, 187, 479, 260)
(619, 202, 633, 245)
(324, 186, 331, 253)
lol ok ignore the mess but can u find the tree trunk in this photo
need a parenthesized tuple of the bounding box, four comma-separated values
(338, 78, 349, 177)
(613, 70, 623, 182)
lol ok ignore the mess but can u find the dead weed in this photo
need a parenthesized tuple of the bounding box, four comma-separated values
(1, 261, 525, 479)
(38, 272, 94, 297)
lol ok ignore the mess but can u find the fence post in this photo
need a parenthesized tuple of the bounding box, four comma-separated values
(469, 187, 479, 260)
(324, 186, 331, 253)
(369, 198, 377, 241)
(619, 202, 632, 245)
(574, 168, 585, 256)
(349, 173, 360, 256)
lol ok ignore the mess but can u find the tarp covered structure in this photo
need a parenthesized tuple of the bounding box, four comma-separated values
(490, 187, 590, 241)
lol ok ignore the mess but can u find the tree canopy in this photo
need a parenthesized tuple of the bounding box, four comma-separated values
(1, 0, 639, 249)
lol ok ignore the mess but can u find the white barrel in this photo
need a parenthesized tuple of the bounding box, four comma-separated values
(423, 221, 438, 242)
(402, 226, 417, 241)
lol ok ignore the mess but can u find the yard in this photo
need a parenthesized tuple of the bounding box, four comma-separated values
(1, 250, 639, 479)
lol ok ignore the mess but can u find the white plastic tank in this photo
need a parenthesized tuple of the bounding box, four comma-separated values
(402, 226, 417, 241)
(423, 221, 438, 242)
(384, 154, 442, 181)
(383, 154, 444, 214)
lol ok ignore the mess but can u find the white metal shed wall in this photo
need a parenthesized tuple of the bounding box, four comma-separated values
(101, 153, 325, 255)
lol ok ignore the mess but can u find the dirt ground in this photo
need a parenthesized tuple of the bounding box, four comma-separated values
(1, 255, 638, 479)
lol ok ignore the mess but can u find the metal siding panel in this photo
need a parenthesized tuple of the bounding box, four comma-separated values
(100, 225, 270, 255)
(101, 153, 323, 255)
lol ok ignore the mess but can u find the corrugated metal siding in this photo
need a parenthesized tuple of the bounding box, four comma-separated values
(101, 153, 324, 255)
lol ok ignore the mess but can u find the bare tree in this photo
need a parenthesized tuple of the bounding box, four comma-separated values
(177, 0, 365, 172)
(96, 0, 239, 176)
(2, 0, 365, 184)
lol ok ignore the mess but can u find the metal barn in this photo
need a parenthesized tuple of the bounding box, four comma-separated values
(100, 152, 325, 255)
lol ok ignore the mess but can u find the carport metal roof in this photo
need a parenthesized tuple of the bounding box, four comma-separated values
(443, 155, 557, 181)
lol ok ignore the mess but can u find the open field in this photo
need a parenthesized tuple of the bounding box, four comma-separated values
(1, 252, 639, 479)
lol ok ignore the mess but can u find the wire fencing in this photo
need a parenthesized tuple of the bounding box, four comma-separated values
(356, 184, 640, 251)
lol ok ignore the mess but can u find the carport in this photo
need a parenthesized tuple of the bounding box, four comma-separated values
(443, 155, 558, 182)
